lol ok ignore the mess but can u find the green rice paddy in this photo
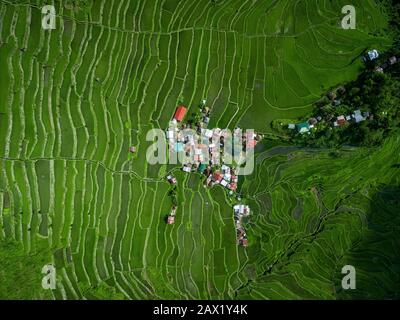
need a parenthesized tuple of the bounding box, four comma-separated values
(0, 0, 398, 299)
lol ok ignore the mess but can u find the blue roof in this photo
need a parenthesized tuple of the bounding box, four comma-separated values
(296, 122, 310, 133)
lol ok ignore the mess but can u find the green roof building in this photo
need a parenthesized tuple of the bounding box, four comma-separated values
(198, 163, 207, 173)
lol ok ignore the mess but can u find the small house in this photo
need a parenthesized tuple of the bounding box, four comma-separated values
(167, 130, 175, 140)
(167, 175, 177, 184)
(308, 118, 318, 126)
(202, 129, 213, 139)
(198, 163, 207, 173)
(221, 165, 230, 174)
(354, 110, 366, 123)
(288, 124, 295, 130)
(247, 139, 257, 148)
(175, 142, 184, 152)
(167, 215, 175, 224)
(334, 115, 347, 127)
(129, 146, 136, 153)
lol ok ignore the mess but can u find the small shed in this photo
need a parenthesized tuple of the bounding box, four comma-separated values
(221, 180, 228, 187)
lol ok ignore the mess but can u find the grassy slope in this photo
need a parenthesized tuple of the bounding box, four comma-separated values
(0, 239, 53, 299)
(237, 137, 400, 299)
(0, 0, 397, 299)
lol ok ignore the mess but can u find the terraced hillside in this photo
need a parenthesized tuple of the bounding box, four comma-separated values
(237, 138, 400, 299)
(0, 0, 397, 299)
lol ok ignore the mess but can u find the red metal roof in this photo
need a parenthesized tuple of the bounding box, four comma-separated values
(174, 106, 187, 122)
(167, 216, 175, 224)
(213, 172, 223, 181)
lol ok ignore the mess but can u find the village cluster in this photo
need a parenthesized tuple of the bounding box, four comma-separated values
(233, 204, 251, 247)
(288, 49, 398, 135)
(164, 101, 256, 247)
(288, 109, 372, 134)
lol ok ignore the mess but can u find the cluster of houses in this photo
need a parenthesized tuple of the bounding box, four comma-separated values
(166, 103, 260, 191)
(288, 108, 371, 134)
(233, 204, 250, 247)
(164, 102, 253, 248)
(205, 164, 238, 191)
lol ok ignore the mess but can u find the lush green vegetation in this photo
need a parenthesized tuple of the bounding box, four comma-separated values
(289, 54, 400, 147)
(0, 239, 53, 299)
(0, 0, 398, 300)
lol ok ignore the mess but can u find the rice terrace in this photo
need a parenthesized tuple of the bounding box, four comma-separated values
(0, 0, 400, 302)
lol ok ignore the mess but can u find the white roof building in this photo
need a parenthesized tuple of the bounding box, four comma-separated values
(367, 49, 379, 61)
(233, 204, 250, 216)
(354, 110, 366, 123)
(221, 165, 229, 173)
(167, 130, 175, 139)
